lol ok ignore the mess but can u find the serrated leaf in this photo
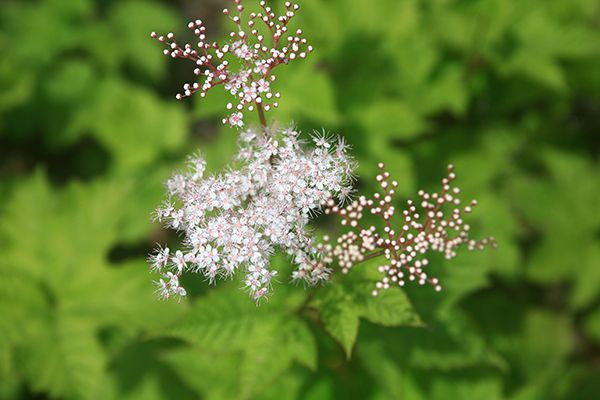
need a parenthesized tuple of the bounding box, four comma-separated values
(163, 347, 240, 400)
(16, 317, 108, 399)
(163, 286, 316, 399)
(312, 267, 422, 358)
(68, 79, 188, 171)
(317, 293, 360, 358)
(0, 171, 184, 399)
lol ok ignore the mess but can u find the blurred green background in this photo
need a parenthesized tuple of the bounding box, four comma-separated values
(1, 0, 599, 399)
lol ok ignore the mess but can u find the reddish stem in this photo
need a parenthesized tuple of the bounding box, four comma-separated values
(256, 102, 267, 130)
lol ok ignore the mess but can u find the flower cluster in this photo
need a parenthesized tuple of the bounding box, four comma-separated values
(149, 127, 354, 301)
(317, 163, 496, 296)
(148, 1, 495, 304)
(151, 0, 312, 128)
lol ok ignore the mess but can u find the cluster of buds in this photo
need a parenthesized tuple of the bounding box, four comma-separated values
(149, 127, 354, 302)
(151, 0, 313, 128)
(318, 163, 496, 296)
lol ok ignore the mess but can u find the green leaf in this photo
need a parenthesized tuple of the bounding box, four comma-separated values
(584, 305, 600, 346)
(358, 321, 506, 399)
(258, 368, 307, 400)
(163, 285, 316, 399)
(1, 171, 122, 283)
(16, 317, 109, 399)
(502, 51, 566, 92)
(470, 299, 572, 387)
(418, 64, 469, 116)
(406, 307, 506, 371)
(429, 374, 504, 400)
(273, 60, 340, 125)
(312, 267, 422, 358)
(108, 0, 180, 80)
(511, 310, 572, 382)
(68, 79, 188, 171)
(357, 341, 405, 400)
(0, 171, 184, 399)
(316, 286, 360, 358)
(508, 150, 600, 297)
(163, 347, 240, 400)
(356, 100, 425, 140)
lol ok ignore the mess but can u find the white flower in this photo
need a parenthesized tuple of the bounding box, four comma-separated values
(155, 279, 170, 299)
(188, 155, 206, 181)
(149, 126, 353, 301)
(228, 112, 244, 128)
(313, 132, 331, 149)
(257, 79, 270, 93)
(172, 250, 187, 273)
(149, 246, 170, 272)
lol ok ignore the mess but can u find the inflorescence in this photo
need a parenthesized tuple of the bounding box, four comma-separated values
(149, 0, 495, 303)
(151, 0, 312, 128)
(317, 163, 496, 296)
(150, 127, 354, 301)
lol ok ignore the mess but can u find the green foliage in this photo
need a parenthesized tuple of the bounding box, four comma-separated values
(163, 281, 316, 399)
(1, 0, 599, 399)
(312, 265, 422, 357)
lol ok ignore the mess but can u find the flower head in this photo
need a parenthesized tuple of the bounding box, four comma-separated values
(149, 126, 354, 301)
(151, 0, 313, 128)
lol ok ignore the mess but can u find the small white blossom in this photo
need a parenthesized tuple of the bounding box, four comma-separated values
(149, 246, 170, 272)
